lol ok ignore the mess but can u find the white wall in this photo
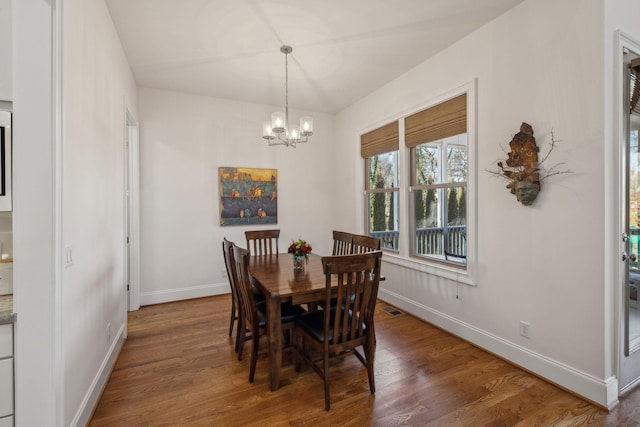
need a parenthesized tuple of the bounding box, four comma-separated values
(60, 0, 138, 424)
(337, 0, 612, 406)
(137, 87, 335, 304)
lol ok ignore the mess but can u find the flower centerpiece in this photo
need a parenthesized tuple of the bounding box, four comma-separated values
(288, 238, 312, 270)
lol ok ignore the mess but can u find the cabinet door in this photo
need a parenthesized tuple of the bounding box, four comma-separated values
(0, 358, 12, 417)
(0, 324, 11, 359)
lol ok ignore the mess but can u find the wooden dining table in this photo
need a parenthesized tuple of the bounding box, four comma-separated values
(248, 252, 328, 391)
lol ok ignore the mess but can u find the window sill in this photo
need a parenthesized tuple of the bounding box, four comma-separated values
(381, 251, 475, 286)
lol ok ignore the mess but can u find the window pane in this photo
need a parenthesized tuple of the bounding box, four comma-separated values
(368, 151, 398, 189)
(367, 191, 399, 250)
(446, 187, 466, 262)
(413, 187, 467, 261)
(413, 188, 441, 256)
(447, 144, 467, 183)
(415, 145, 439, 185)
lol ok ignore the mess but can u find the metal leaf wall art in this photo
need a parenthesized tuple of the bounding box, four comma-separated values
(490, 122, 570, 206)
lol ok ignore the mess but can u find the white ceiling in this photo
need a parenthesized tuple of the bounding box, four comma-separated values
(105, 0, 524, 114)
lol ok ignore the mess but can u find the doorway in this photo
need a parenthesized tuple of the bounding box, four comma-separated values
(619, 34, 640, 395)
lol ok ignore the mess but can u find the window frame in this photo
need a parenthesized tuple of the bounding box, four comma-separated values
(364, 150, 400, 252)
(409, 135, 468, 265)
(359, 81, 476, 286)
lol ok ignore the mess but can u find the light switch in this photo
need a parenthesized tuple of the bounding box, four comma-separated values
(65, 244, 73, 267)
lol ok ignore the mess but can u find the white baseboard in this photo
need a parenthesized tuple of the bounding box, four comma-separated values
(378, 287, 618, 409)
(140, 282, 230, 306)
(72, 322, 126, 427)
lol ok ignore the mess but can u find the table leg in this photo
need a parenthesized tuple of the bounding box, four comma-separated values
(267, 293, 282, 391)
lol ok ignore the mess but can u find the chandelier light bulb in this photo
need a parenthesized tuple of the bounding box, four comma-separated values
(262, 121, 275, 140)
(300, 116, 313, 137)
(271, 112, 286, 134)
(289, 125, 300, 142)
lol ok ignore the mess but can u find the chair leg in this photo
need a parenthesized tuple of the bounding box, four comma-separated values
(283, 328, 291, 346)
(294, 330, 303, 372)
(323, 351, 330, 411)
(236, 316, 246, 361)
(235, 313, 246, 360)
(363, 337, 376, 394)
(248, 332, 260, 383)
(228, 303, 236, 336)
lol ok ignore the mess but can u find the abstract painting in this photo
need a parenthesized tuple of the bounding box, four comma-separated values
(219, 166, 277, 226)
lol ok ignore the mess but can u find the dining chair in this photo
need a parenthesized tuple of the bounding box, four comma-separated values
(245, 229, 280, 255)
(294, 251, 383, 410)
(232, 243, 306, 382)
(224, 238, 267, 359)
(350, 233, 381, 254)
(222, 238, 242, 353)
(331, 230, 353, 255)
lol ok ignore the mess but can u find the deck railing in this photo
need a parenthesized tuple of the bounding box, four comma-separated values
(371, 225, 466, 257)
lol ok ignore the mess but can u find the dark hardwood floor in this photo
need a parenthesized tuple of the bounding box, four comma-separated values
(89, 295, 640, 426)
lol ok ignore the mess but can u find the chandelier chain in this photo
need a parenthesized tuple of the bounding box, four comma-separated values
(284, 47, 289, 132)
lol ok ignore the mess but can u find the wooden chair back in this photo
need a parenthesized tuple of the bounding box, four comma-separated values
(332, 230, 353, 255)
(351, 233, 381, 254)
(321, 251, 382, 350)
(231, 244, 260, 333)
(222, 238, 238, 301)
(245, 229, 280, 255)
(222, 238, 241, 347)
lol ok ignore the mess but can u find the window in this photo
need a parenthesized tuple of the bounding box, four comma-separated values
(406, 93, 468, 265)
(362, 121, 399, 250)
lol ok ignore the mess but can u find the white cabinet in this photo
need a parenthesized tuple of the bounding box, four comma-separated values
(0, 358, 12, 417)
(0, 323, 13, 424)
(0, 324, 10, 358)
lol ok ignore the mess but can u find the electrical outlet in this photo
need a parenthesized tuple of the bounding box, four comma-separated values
(519, 320, 531, 339)
(221, 269, 228, 280)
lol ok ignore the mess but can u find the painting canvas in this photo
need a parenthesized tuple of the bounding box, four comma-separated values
(219, 167, 277, 226)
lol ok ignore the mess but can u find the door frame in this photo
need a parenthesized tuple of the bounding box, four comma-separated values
(125, 109, 140, 312)
(615, 30, 640, 396)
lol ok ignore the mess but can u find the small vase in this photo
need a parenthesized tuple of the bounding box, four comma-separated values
(293, 255, 306, 270)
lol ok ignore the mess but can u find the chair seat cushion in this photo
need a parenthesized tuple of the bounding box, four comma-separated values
(257, 302, 307, 324)
(256, 303, 267, 328)
(253, 288, 265, 304)
(296, 308, 365, 344)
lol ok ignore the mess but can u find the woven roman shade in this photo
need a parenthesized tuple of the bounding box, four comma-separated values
(631, 58, 640, 115)
(361, 121, 399, 158)
(405, 94, 467, 148)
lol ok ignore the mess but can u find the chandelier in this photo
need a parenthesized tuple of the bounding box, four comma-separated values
(262, 45, 313, 147)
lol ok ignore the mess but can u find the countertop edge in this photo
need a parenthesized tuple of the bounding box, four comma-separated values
(0, 311, 16, 324)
